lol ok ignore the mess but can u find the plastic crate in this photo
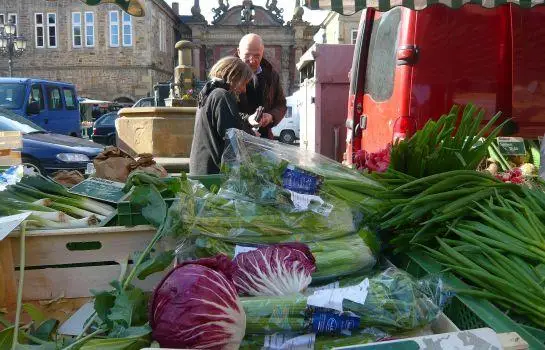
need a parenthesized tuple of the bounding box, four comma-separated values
(400, 251, 545, 348)
(116, 174, 226, 226)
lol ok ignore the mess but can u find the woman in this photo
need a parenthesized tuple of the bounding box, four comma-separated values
(189, 56, 254, 175)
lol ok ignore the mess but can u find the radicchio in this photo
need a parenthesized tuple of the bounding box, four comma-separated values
(149, 255, 246, 350)
(233, 243, 316, 296)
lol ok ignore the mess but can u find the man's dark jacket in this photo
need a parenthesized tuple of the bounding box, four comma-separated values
(189, 79, 251, 175)
(237, 57, 287, 139)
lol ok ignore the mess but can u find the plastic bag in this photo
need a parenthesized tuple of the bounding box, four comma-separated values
(237, 267, 451, 335)
(341, 268, 453, 332)
(219, 129, 383, 211)
(170, 177, 359, 244)
(178, 231, 377, 284)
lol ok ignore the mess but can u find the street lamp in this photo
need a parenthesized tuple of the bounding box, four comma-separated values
(0, 19, 27, 77)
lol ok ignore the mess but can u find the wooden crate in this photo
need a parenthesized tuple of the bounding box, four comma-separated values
(0, 225, 161, 309)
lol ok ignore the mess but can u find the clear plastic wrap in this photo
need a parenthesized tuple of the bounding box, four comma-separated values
(238, 267, 451, 335)
(170, 176, 360, 244)
(178, 230, 377, 284)
(342, 268, 453, 332)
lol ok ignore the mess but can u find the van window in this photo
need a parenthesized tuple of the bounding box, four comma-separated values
(286, 107, 292, 118)
(364, 8, 401, 102)
(29, 84, 45, 110)
(0, 83, 25, 109)
(46, 86, 63, 110)
(63, 88, 77, 110)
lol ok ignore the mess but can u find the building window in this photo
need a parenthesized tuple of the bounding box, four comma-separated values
(159, 17, 165, 52)
(0, 14, 4, 26)
(85, 12, 95, 47)
(35, 13, 45, 48)
(47, 13, 57, 48)
(109, 11, 119, 47)
(351, 29, 358, 45)
(8, 13, 17, 35)
(122, 12, 132, 46)
(72, 12, 82, 47)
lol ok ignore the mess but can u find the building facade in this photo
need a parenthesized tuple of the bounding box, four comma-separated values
(181, 0, 318, 95)
(0, 0, 181, 103)
(314, 9, 361, 45)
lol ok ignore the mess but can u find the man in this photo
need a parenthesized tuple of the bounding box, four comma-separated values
(236, 33, 287, 139)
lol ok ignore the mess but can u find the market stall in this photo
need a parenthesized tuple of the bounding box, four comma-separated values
(1, 103, 543, 349)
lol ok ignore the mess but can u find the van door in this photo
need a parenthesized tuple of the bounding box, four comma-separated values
(62, 86, 81, 136)
(511, 5, 545, 138)
(359, 7, 413, 153)
(27, 83, 47, 128)
(44, 84, 66, 135)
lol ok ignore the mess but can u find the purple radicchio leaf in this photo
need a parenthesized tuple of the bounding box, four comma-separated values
(149, 254, 245, 350)
(233, 243, 316, 296)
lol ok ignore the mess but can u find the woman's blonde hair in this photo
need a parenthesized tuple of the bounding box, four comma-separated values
(209, 56, 254, 90)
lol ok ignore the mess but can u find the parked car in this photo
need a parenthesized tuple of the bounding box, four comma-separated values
(344, 4, 545, 163)
(0, 108, 103, 175)
(133, 97, 155, 107)
(0, 78, 81, 137)
(92, 111, 118, 146)
(272, 96, 300, 144)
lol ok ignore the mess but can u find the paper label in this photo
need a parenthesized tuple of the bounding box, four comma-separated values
(311, 312, 360, 334)
(85, 162, 95, 175)
(307, 278, 369, 312)
(289, 190, 333, 217)
(282, 166, 320, 194)
(234, 245, 258, 257)
(263, 333, 315, 350)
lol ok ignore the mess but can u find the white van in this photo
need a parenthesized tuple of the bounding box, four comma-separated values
(272, 95, 300, 144)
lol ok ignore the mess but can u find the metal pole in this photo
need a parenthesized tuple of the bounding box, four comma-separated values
(8, 40, 13, 77)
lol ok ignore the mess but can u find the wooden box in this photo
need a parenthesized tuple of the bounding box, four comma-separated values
(0, 225, 161, 309)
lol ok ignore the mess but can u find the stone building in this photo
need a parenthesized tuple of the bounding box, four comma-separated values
(314, 9, 361, 45)
(0, 0, 182, 104)
(181, 0, 318, 95)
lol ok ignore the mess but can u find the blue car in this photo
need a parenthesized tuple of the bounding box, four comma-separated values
(91, 111, 118, 146)
(0, 108, 103, 175)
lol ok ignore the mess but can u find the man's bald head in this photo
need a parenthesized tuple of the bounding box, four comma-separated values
(238, 33, 264, 72)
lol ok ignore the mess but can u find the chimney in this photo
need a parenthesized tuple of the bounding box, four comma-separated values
(171, 2, 179, 15)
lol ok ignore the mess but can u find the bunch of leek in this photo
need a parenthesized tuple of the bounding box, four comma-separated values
(0, 174, 114, 229)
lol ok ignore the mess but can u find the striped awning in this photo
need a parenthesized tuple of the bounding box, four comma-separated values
(311, 0, 545, 13)
(80, 0, 145, 17)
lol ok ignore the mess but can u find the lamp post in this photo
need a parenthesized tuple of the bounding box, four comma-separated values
(0, 19, 27, 77)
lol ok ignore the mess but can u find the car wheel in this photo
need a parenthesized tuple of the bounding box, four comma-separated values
(279, 130, 296, 144)
(21, 156, 44, 176)
(108, 135, 117, 146)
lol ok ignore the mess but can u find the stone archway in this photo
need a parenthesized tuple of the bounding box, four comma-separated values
(114, 96, 135, 104)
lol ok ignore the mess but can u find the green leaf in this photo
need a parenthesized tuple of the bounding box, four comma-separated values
(0, 326, 15, 349)
(108, 324, 151, 338)
(14, 342, 58, 350)
(30, 319, 58, 342)
(91, 290, 116, 325)
(79, 335, 150, 350)
(22, 304, 46, 326)
(130, 184, 167, 227)
(109, 288, 148, 328)
(135, 250, 174, 280)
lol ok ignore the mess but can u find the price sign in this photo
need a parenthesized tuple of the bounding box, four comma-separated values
(497, 137, 526, 156)
(69, 177, 129, 203)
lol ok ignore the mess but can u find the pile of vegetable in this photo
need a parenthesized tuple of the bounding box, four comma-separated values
(0, 167, 114, 229)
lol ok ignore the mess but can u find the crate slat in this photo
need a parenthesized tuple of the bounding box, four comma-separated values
(15, 264, 164, 301)
(11, 226, 155, 267)
(0, 238, 17, 307)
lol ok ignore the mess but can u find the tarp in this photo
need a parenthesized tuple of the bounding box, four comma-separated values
(314, 0, 545, 13)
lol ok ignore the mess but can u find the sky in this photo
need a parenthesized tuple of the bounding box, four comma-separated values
(164, 0, 330, 25)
